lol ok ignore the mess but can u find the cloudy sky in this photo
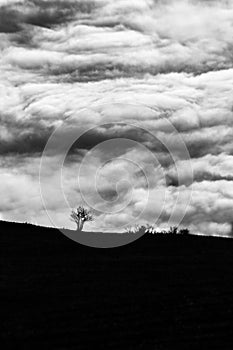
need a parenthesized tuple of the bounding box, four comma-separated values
(1, 0, 233, 236)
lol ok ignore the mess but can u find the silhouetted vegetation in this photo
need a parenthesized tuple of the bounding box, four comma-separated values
(70, 206, 93, 231)
(125, 224, 190, 236)
(179, 228, 190, 235)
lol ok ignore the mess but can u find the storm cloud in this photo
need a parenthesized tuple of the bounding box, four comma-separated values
(1, 0, 233, 235)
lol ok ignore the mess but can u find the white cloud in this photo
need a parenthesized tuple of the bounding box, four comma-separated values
(1, 0, 233, 236)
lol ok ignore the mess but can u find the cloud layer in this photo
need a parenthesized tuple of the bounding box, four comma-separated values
(1, 0, 233, 236)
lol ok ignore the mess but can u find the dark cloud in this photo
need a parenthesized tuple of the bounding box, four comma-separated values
(0, 0, 98, 33)
(98, 188, 118, 202)
(0, 6, 22, 33)
(166, 171, 233, 187)
(68, 124, 151, 152)
(25, 0, 98, 28)
(20, 60, 231, 83)
(0, 122, 54, 155)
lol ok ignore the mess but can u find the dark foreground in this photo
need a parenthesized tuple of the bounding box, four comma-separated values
(1, 221, 233, 349)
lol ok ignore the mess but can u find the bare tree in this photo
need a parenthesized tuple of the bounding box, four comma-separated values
(70, 206, 93, 231)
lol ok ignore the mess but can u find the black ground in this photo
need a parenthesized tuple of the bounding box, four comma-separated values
(1, 221, 233, 349)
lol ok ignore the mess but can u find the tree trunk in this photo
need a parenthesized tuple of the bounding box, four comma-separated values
(76, 219, 84, 231)
(80, 220, 84, 231)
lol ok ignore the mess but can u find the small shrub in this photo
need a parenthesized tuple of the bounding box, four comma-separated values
(124, 224, 146, 234)
(124, 223, 190, 236)
(168, 226, 178, 235)
(179, 228, 190, 235)
(145, 225, 157, 234)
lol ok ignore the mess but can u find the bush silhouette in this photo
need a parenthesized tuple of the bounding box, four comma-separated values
(70, 206, 93, 231)
(125, 225, 147, 234)
(168, 226, 178, 235)
(179, 228, 190, 235)
(125, 224, 190, 236)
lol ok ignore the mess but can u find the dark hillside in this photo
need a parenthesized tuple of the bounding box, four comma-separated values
(1, 221, 233, 349)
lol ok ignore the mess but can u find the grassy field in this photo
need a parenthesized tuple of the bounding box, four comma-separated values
(1, 221, 233, 349)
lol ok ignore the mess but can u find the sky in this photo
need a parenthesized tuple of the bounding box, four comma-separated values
(1, 0, 233, 235)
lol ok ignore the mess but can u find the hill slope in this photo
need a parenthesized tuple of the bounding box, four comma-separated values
(1, 221, 233, 349)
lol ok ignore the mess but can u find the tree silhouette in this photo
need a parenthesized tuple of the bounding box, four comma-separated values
(70, 206, 93, 231)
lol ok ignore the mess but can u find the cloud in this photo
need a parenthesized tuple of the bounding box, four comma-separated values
(0, 0, 98, 33)
(1, 0, 233, 81)
(1, 0, 233, 236)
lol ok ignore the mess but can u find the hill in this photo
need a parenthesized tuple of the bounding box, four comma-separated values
(1, 221, 233, 349)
